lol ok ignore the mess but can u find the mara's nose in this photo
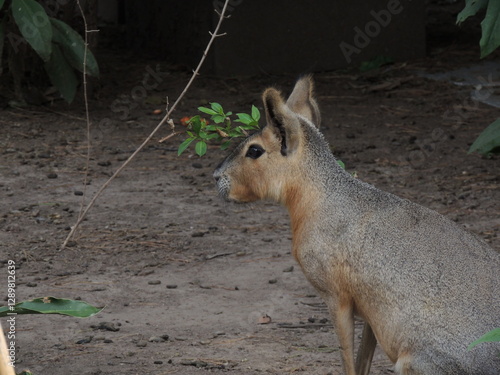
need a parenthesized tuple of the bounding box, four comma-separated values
(213, 168, 221, 182)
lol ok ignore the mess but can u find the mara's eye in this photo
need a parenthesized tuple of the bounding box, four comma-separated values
(245, 144, 265, 159)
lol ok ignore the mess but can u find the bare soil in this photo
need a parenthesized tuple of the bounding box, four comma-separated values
(1, 13, 499, 375)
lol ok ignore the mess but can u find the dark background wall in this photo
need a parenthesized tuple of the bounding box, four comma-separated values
(121, 0, 426, 76)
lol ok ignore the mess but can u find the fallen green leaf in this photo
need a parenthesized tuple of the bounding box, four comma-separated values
(0, 297, 103, 318)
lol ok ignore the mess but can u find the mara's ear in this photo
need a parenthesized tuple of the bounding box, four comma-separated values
(263, 87, 301, 156)
(286, 75, 321, 127)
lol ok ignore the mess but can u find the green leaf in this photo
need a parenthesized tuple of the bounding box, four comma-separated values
(178, 137, 194, 156)
(337, 159, 345, 169)
(457, 0, 488, 24)
(11, 0, 52, 61)
(198, 130, 208, 139)
(44, 43, 78, 103)
(205, 125, 217, 131)
(0, 297, 103, 318)
(239, 125, 257, 130)
(0, 0, 5, 11)
(251, 105, 260, 122)
(468, 328, 500, 350)
(469, 118, 500, 154)
(195, 140, 207, 157)
(210, 102, 223, 114)
(480, 0, 500, 58)
(235, 113, 253, 125)
(206, 133, 220, 140)
(198, 106, 217, 115)
(212, 114, 225, 124)
(192, 119, 202, 134)
(50, 18, 99, 77)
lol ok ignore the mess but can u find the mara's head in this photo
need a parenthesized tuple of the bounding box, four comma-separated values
(213, 76, 333, 205)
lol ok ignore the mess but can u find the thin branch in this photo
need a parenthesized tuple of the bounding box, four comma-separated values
(75, 0, 91, 222)
(61, 0, 231, 250)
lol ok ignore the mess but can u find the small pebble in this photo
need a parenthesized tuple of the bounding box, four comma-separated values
(26, 282, 37, 287)
(76, 336, 93, 344)
(136, 340, 148, 348)
(283, 266, 294, 272)
(149, 336, 166, 343)
(74, 191, 84, 196)
(47, 173, 58, 179)
(148, 280, 161, 285)
(154, 360, 163, 365)
(268, 279, 277, 284)
(92, 322, 120, 332)
(166, 284, 178, 289)
(192, 163, 203, 169)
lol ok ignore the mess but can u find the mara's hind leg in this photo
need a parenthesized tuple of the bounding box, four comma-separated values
(355, 323, 377, 375)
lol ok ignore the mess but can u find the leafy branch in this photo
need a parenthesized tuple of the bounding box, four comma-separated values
(178, 102, 261, 157)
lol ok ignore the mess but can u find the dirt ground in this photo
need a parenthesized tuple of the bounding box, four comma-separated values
(1, 6, 500, 375)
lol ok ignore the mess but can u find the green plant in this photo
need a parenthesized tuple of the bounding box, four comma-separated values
(457, 1, 500, 156)
(178, 102, 261, 157)
(469, 118, 500, 155)
(457, 0, 500, 58)
(0, 297, 103, 317)
(0, 0, 99, 103)
(468, 327, 500, 350)
(177, 101, 346, 170)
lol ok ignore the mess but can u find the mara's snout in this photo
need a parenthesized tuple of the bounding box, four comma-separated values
(213, 162, 231, 201)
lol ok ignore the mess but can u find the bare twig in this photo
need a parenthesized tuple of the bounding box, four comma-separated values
(61, 0, 231, 250)
(75, 0, 92, 223)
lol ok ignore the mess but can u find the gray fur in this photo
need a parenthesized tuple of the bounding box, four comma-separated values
(214, 77, 500, 375)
